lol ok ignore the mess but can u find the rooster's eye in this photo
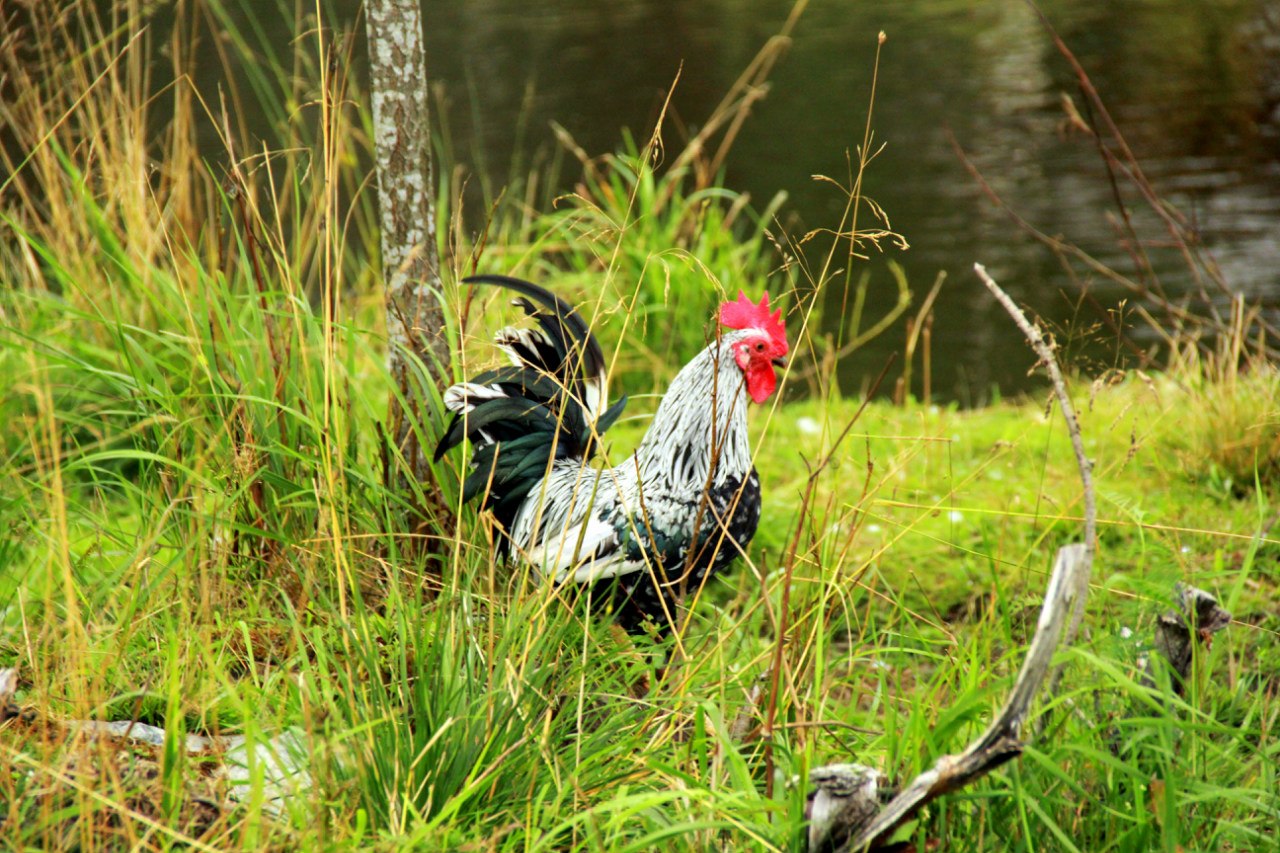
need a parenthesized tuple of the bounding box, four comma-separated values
(754, 342, 765, 352)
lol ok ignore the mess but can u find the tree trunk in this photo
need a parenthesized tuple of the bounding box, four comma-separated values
(364, 0, 448, 492)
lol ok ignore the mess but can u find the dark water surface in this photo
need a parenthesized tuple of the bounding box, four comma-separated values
(195, 1, 1280, 401)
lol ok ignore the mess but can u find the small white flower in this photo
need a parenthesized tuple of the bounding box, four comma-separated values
(1120, 626, 1133, 639)
(1180, 546, 1191, 554)
(948, 510, 964, 523)
(867, 524, 882, 534)
(796, 416, 821, 435)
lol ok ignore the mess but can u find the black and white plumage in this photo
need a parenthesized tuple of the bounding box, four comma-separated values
(436, 275, 788, 632)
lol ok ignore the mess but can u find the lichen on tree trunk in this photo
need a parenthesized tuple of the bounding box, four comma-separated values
(364, 0, 448, 488)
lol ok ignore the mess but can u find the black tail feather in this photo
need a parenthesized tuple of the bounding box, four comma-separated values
(466, 274, 607, 417)
(435, 276, 627, 533)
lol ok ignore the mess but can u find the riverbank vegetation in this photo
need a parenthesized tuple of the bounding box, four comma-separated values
(2, 2, 1277, 850)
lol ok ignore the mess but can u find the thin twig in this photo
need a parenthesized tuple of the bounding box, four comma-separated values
(974, 264, 1096, 649)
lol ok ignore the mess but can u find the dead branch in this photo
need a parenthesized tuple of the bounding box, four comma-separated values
(975, 263, 1096, 648)
(807, 264, 1099, 851)
(807, 764, 888, 853)
(818, 545, 1090, 851)
(0, 666, 16, 724)
(0, 670, 312, 819)
(1140, 583, 1231, 695)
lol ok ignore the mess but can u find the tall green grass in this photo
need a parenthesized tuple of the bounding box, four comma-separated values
(2, 2, 1277, 851)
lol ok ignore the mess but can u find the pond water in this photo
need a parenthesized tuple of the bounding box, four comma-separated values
(191, 0, 1280, 401)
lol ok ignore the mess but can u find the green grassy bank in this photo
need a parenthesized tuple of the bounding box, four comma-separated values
(2, 2, 1277, 850)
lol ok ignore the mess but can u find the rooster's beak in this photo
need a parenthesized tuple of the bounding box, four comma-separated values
(771, 356, 787, 369)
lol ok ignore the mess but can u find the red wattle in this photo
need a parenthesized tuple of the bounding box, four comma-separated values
(746, 363, 777, 403)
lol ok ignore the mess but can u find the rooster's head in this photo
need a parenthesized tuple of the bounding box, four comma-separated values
(720, 291, 789, 403)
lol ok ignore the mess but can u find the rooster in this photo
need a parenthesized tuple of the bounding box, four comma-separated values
(435, 275, 788, 632)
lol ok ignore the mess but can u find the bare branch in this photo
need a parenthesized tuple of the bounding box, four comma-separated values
(810, 264, 1100, 852)
(1140, 583, 1231, 694)
(807, 764, 886, 853)
(836, 545, 1089, 851)
(974, 263, 1096, 648)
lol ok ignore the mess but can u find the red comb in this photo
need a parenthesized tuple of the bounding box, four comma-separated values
(720, 291, 787, 350)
